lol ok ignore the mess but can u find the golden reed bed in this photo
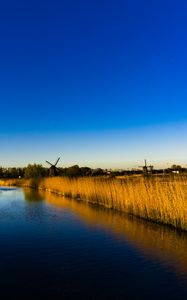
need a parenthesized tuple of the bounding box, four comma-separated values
(1, 175, 187, 230)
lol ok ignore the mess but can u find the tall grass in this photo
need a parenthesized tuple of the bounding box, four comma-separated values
(1, 175, 187, 230)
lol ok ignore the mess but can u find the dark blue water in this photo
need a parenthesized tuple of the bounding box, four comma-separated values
(0, 187, 187, 299)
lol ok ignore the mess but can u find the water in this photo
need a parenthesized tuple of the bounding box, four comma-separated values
(0, 187, 187, 299)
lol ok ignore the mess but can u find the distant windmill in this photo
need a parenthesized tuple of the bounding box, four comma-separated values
(46, 157, 61, 176)
(139, 159, 153, 175)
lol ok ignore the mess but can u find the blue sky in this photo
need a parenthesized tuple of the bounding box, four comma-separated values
(0, 0, 187, 168)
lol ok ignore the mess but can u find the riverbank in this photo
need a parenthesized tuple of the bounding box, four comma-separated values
(0, 176, 187, 231)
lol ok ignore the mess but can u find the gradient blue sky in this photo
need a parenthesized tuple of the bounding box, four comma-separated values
(1, 0, 187, 168)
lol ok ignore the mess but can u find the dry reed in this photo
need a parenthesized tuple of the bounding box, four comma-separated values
(1, 175, 187, 230)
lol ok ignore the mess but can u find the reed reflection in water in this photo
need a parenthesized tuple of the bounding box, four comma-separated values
(39, 189, 187, 283)
(1, 187, 187, 299)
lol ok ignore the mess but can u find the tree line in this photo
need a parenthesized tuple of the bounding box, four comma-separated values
(0, 164, 107, 179)
(0, 163, 186, 179)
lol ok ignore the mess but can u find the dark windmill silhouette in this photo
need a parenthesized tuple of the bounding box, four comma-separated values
(139, 159, 154, 175)
(46, 157, 61, 176)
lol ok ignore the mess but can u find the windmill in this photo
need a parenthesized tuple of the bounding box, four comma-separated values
(139, 159, 153, 175)
(46, 157, 61, 176)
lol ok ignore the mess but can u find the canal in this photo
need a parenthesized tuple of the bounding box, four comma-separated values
(0, 186, 187, 299)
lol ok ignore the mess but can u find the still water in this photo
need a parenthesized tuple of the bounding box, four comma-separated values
(0, 187, 187, 299)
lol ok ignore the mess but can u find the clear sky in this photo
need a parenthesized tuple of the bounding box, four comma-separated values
(0, 0, 187, 168)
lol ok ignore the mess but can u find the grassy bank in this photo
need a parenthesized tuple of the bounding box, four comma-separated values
(0, 176, 187, 230)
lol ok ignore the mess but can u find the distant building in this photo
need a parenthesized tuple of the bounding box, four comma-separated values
(172, 170, 180, 174)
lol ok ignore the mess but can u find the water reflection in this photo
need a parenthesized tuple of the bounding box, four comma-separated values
(40, 190, 187, 281)
(0, 187, 17, 191)
(1, 187, 187, 299)
(23, 188, 44, 202)
(22, 188, 47, 224)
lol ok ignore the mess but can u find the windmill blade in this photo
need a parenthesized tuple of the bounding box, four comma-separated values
(46, 160, 53, 167)
(55, 157, 60, 166)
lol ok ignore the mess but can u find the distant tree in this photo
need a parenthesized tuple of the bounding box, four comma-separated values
(17, 168, 25, 178)
(24, 164, 46, 178)
(171, 164, 182, 171)
(3, 169, 14, 178)
(66, 165, 82, 178)
(0, 167, 3, 178)
(59, 168, 68, 176)
(92, 168, 105, 176)
(9, 168, 19, 178)
(80, 167, 92, 176)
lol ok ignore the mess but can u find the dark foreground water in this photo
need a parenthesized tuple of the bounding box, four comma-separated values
(0, 187, 187, 299)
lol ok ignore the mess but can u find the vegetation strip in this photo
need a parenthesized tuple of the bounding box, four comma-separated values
(0, 176, 187, 231)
